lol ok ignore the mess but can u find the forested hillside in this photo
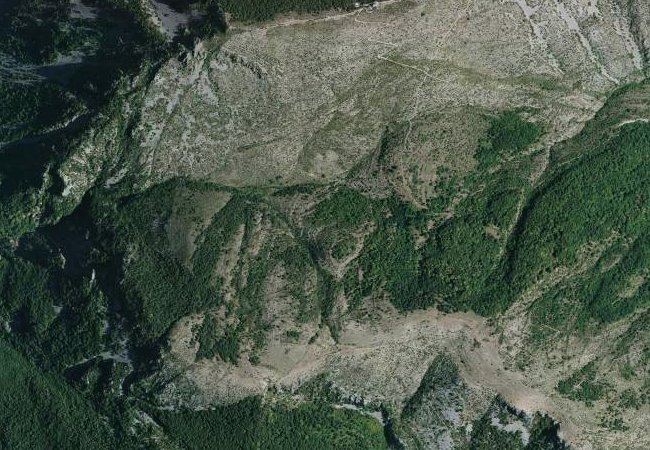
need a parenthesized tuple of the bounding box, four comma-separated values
(1, 0, 649, 448)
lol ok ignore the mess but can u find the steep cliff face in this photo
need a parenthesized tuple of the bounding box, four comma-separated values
(621, 0, 650, 64)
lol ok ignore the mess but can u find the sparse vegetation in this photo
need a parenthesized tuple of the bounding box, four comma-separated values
(402, 353, 459, 418)
(1, 0, 649, 447)
(468, 400, 568, 450)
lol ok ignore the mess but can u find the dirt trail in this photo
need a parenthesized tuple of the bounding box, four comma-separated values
(450, 319, 581, 443)
(336, 309, 582, 444)
(169, 306, 583, 445)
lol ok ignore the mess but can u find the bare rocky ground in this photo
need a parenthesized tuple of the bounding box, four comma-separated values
(163, 298, 647, 449)
(126, 0, 647, 191)
(108, 1, 650, 448)
(157, 206, 650, 448)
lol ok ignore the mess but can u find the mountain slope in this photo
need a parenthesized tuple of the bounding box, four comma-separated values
(1, 0, 649, 449)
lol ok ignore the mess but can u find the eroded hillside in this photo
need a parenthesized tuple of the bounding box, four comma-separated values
(1, 0, 649, 449)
